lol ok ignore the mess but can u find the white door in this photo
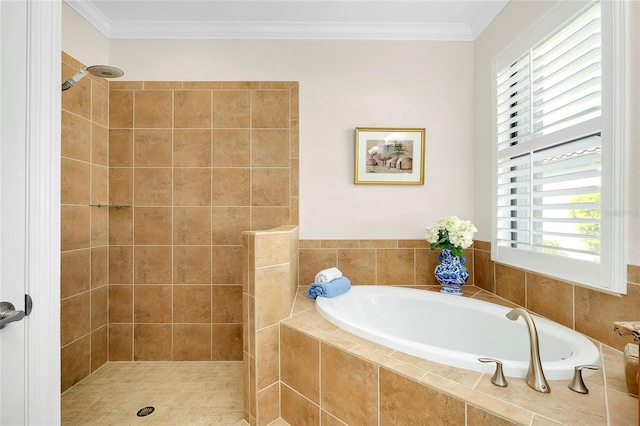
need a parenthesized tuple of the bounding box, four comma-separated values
(0, 0, 28, 423)
(0, 1, 61, 424)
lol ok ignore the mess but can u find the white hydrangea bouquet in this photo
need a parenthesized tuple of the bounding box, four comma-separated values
(425, 215, 478, 257)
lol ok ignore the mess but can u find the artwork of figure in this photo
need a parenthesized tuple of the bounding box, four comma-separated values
(365, 139, 414, 174)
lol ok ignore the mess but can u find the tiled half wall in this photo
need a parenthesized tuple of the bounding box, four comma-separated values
(242, 225, 299, 425)
(107, 79, 299, 364)
(298, 239, 473, 287)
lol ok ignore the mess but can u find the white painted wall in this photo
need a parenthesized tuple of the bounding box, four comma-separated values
(61, 1, 639, 261)
(473, 0, 640, 263)
(627, 0, 640, 264)
(472, 1, 549, 242)
(111, 40, 475, 240)
(62, 5, 475, 240)
(61, 3, 109, 67)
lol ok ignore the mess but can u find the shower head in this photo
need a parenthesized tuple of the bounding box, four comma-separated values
(86, 65, 125, 79)
(61, 65, 124, 92)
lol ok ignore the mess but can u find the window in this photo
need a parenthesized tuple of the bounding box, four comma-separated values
(492, 0, 627, 293)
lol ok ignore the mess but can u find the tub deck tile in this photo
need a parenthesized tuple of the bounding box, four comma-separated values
(530, 415, 565, 425)
(475, 376, 607, 425)
(390, 351, 483, 388)
(303, 327, 356, 352)
(470, 292, 520, 308)
(290, 293, 314, 314)
(372, 351, 427, 382)
(331, 329, 395, 357)
(280, 317, 306, 331)
(420, 371, 536, 425)
(607, 387, 639, 426)
(291, 309, 338, 332)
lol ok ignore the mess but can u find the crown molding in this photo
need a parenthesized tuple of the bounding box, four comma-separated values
(470, 0, 509, 39)
(108, 21, 474, 41)
(65, 0, 111, 37)
(64, 0, 475, 41)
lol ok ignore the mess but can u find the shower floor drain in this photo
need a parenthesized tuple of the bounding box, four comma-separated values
(136, 406, 155, 417)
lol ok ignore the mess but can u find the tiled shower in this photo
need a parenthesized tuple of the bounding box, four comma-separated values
(60, 53, 110, 392)
(60, 52, 299, 392)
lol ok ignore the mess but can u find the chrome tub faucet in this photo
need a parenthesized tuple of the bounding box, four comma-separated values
(506, 308, 550, 393)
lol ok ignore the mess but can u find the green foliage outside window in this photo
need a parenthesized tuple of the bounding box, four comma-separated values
(569, 193, 600, 254)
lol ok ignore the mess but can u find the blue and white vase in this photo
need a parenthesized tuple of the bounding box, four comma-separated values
(435, 249, 469, 296)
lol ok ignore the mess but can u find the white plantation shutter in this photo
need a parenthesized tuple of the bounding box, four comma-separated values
(496, 153, 531, 249)
(530, 135, 601, 260)
(496, 53, 530, 152)
(531, 5, 601, 138)
(492, 0, 626, 292)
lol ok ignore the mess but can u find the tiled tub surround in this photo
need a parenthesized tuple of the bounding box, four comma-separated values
(107, 80, 299, 363)
(61, 52, 110, 391)
(472, 240, 640, 353)
(242, 225, 299, 425)
(299, 239, 640, 352)
(281, 286, 637, 426)
(299, 239, 473, 287)
(294, 239, 638, 424)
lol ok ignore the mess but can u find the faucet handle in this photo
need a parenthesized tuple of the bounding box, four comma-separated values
(479, 357, 509, 387)
(568, 364, 600, 394)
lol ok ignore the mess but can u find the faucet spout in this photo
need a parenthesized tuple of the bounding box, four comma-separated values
(506, 308, 550, 393)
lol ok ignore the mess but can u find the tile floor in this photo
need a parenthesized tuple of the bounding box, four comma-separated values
(62, 361, 246, 425)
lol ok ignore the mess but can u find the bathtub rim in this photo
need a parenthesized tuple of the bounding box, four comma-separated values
(314, 285, 602, 380)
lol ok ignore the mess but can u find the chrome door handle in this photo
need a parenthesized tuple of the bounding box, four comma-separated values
(1, 301, 26, 329)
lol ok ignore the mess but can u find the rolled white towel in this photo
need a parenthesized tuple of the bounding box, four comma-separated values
(314, 267, 343, 283)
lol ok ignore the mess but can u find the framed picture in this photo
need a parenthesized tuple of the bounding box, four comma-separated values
(354, 127, 425, 185)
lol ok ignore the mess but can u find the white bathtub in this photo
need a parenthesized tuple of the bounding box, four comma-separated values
(315, 285, 601, 380)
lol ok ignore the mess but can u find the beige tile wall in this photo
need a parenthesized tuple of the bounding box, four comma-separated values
(279, 323, 522, 425)
(60, 52, 109, 392)
(108, 81, 299, 362)
(242, 226, 299, 425)
(472, 240, 640, 352)
(299, 239, 474, 287)
(299, 238, 640, 351)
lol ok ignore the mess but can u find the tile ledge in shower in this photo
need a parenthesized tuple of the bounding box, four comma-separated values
(242, 225, 299, 236)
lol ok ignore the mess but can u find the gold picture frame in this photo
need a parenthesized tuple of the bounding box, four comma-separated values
(354, 127, 425, 185)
